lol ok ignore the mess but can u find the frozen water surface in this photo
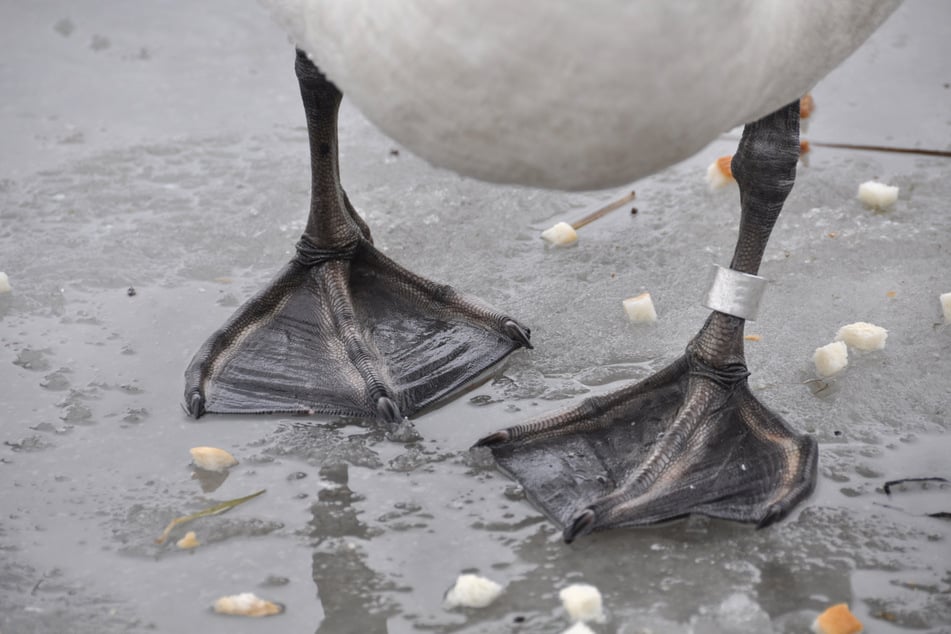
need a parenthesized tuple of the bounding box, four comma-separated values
(2, 1, 950, 632)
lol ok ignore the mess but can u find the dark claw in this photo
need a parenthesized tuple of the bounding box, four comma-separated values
(473, 429, 510, 448)
(756, 504, 784, 529)
(187, 392, 205, 419)
(376, 396, 402, 424)
(502, 319, 533, 349)
(564, 508, 597, 543)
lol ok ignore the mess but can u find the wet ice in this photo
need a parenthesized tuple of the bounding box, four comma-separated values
(1, 0, 950, 633)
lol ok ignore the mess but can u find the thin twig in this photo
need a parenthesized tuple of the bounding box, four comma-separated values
(808, 141, 951, 158)
(155, 489, 266, 544)
(572, 190, 636, 230)
(721, 135, 951, 158)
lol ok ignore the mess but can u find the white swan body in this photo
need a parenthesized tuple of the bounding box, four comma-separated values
(263, 0, 900, 190)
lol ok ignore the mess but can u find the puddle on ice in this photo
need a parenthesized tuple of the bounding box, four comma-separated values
(1, 0, 950, 633)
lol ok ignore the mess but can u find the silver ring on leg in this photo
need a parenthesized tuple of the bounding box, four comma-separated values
(702, 264, 768, 321)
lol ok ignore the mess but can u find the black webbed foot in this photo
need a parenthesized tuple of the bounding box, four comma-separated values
(479, 353, 817, 542)
(184, 50, 530, 421)
(184, 235, 530, 421)
(480, 100, 815, 541)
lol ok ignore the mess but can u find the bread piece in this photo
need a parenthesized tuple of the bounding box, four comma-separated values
(800, 93, 815, 120)
(622, 292, 658, 323)
(705, 155, 735, 190)
(813, 341, 848, 377)
(444, 574, 504, 609)
(834, 322, 887, 351)
(857, 180, 898, 210)
(541, 221, 578, 246)
(189, 446, 238, 472)
(213, 593, 283, 617)
(811, 603, 863, 634)
(559, 583, 605, 623)
(940, 292, 951, 323)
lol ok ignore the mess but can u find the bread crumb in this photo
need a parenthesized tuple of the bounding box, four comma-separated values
(835, 322, 887, 351)
(800, 93, 815, 120)
(176, 531, 200, 549)
(812, 603, 863, 634)
(941, 292, 951, 322)
(0, 272, 10, 294)
(213, 593, 283, 617)
(541, 221, 578, 246)
(857, 181, 899, 210)
(559, 583, 605, 623)
(444, 574, 504, 609)
(190, 446, 238, 472)
(744, 334, 761, 342)
(800, 94, 815, 133)
(705, 155, 735, 190)
(826, 231, 837, 239)
(622, 292, 658, 323)
(814, 341, 848, 377)
(886, 290, 897, 299)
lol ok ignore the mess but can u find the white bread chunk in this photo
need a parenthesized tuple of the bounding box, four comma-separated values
(176, 531, 200, 549)
(559, 583, 605, 623)
(941, 292, 951, 323)
(811, 603, 863, 634)
(444, 574, 504, 609)
(213, 593, 283, 617)
(857, 180, 898, 210)
(189, 446, 238, 472)
(622, 292, 658, 323)
(814, 341, 848, 377)
(705, 155, 735, 190)
(834, 322, 888, 351)
(0, 272, 10, 293)
(541, 221, 578, 246)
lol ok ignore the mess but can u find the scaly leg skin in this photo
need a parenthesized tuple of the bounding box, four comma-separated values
(184, 50, 531, 422)
(477, 101, 817, 542)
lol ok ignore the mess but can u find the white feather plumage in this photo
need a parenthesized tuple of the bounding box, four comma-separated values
(262, 0, 900, 190)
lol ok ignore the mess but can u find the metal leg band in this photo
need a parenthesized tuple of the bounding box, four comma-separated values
(701, 265, 767, 321)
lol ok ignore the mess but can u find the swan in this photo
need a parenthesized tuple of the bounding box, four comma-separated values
(185, 0, 902, 541)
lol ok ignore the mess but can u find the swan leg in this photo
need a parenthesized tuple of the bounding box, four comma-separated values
(478, 101, 817, 541)
(184, 51, 530, 420)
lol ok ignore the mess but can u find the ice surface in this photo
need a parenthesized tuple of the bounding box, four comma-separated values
(1, 1, 950, 633)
